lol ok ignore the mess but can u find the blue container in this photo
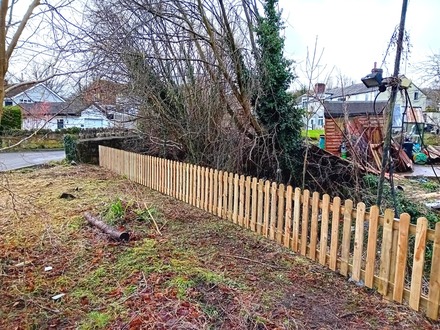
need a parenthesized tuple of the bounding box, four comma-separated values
(319, 135, 325, 149)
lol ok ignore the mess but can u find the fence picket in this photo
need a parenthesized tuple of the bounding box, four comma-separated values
(244, 176, 251, 229)
(217, 170, 223, 217)
(269, 182, 278, 240)
(210, 169, 216, 213)
(284, 186, 293, 248)
(300, 190, 310, 256)
(427, 222, 440, 319)
(352, 202, 366, 282)
(222, 171, 228, 219)
(340, 199, 353, 277)
(250, 178, 258, 231)
(393, 213, 410, 303)
(365, 205, 379, 288)
(262, 181, 270, 237)
(276, 184, 285, 244)
(238, 175, 245, 226)
(233, 174, 239, 224)
(228, 173, 234, 221)
(209, 169, 214, 213)
(409, 217, 428, 311)
(310, 192, 320, 260)
(257, 179, 264, 235)
(319, 194, 330, 266)
(292, 188, 301, 252)
(378, 209, 395, 296)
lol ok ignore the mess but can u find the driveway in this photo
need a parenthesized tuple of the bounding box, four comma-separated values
(0, 150, 66, 172)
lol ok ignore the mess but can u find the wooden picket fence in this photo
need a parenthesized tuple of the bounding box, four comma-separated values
(99, 146, 440, 320)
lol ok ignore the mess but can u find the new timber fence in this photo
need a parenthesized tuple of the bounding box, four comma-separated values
(99, 146, 440, 320)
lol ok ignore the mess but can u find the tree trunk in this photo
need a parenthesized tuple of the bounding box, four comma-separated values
(84, 212, 130, 241)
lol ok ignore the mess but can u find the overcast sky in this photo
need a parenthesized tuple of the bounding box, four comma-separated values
(279, 0, 440, 88)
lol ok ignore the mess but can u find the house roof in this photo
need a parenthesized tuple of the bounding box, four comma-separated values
(326, 83, 378, 99)
(323, 101, 389, 118)
(5, 82, 38, 98)
(5, 82, 65, 102)
(19, 102, 82, 117)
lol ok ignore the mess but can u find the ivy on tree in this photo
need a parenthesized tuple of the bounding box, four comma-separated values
(255, 0, 303, 180)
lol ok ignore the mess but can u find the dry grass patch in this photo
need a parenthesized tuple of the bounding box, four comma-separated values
(0, 164, 438, 329)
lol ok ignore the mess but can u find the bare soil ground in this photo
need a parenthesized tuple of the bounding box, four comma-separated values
(1, 164, 439, 329)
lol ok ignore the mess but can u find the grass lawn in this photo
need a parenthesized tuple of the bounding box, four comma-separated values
(0, 164, 437, 329)
(301, 129, 324, 140)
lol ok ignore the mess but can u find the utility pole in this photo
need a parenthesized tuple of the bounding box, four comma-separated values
(377, 0, 408, 207)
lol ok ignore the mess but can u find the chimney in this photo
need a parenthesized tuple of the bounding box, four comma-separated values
(314, 83, 326, 94)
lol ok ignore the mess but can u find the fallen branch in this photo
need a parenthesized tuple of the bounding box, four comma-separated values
(84, 212, 130, 241)
(144, 203, 162, 236)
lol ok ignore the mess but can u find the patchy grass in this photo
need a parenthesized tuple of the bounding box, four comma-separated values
(0, 164, 438, 329)
(424, 133, 440, 146)
(301, 129, 324, 140)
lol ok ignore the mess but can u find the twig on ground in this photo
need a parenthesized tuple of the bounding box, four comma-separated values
(144, 203, 162, 236)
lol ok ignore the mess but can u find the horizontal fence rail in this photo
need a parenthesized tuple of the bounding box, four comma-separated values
(99, 146, 440, 320)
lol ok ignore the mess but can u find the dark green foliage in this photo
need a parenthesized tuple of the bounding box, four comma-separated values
(64, 134, 78, 162)
(0, 106, 22, 131)
(255, 0, 303, 180)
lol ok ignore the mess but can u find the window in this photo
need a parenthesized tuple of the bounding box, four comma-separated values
(57, 119, 64, 129)
(414, 91, 419, 100)
(4, 100, 12, 106)
(318, 116, 324, 127)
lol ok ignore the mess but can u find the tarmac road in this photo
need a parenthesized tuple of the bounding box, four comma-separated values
(0, 150, 66, 172)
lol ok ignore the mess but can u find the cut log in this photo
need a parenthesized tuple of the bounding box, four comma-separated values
(84, 212, 130, 241)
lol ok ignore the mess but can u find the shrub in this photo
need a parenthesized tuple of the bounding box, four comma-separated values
(64, 134, 78, 162)
(1, 106, 22, 131)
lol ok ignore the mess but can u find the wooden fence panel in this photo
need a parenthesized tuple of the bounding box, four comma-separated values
(98, 147, 439, 321)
